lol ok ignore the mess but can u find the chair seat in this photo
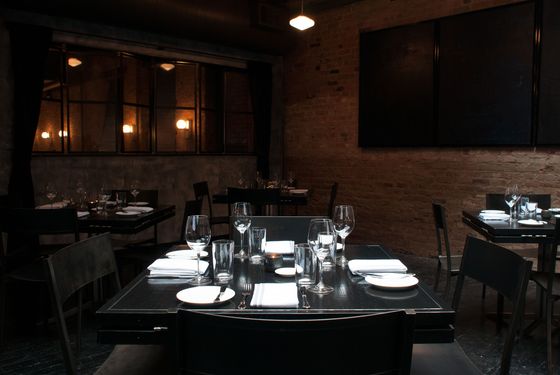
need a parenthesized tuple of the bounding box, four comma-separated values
(437, 254, 462, 272)
(411, 342, 482, 375)
(94, 344, 170, 374)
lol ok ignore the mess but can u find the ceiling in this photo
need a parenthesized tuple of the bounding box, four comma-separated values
(1, 0, 364, 55)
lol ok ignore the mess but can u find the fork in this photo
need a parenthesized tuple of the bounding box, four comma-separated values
(238, 283, 253, 309)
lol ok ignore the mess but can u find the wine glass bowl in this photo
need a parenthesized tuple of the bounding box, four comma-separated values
(45, 184, 57, 208)
(233, 202, 252, 259)
(185, 215, 212, 286)
(504, 185, 521, 221)
(130, 180, 140, 204)
(333, 205, 355, 266)
(307, 218, 335, 295)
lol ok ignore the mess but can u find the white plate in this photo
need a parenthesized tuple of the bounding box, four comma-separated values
(365, 275, 419, 290)
(548, 208, 560, 213)
(129, 201, 149, 206)
(518, 219, 547, 226)
(166, 249, 208, 259)
(116, 211, 141, 216)
(481, 209, 506, 214)
(176, 286, 235, 305)
(274, 267, 296, 277)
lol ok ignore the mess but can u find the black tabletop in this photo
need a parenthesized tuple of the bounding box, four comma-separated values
(97, 244, 454, 345)
(78, 205, 175, 234)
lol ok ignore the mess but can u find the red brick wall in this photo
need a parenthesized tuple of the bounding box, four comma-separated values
(283, 0, 559, 256)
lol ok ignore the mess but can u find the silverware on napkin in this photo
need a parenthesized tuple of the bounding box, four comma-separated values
(214, 285, 227, 302)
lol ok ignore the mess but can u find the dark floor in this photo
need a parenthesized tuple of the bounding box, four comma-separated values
(0, 252, 555, 374)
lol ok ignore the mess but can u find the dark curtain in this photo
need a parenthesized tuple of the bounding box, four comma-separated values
(248, 61, 272, 179)
(7, 23, 52, 208)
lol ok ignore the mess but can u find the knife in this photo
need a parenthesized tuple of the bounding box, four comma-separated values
(213, 285, 227, 302)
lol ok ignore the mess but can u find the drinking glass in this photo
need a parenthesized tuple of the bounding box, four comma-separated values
(307, 218, 335, 295)
(45, 184, 57, 208)
(295, 243, 316, 286)
(130, 180, 140, 204)
(233, 202, 252, 259)
(212, 239, 234, 284)
(504, 185, 521, 221)
(333, 205, 355, 266)
(115, 191, 127, 210)
(97, 187, 111, 215)
(249, 227, 266, 263)
(186, 215, 212, 286)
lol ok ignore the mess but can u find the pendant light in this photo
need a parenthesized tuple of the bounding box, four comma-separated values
(289, 0, 315, 31)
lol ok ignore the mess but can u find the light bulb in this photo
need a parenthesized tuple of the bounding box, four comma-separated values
(67, 57, 82, 67)
(41, 131, 50, 139)
(122, 124, 134, 134)
(176, 119, 190, 130)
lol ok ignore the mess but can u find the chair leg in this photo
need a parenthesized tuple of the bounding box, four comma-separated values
(481, 284, 486, 299)
(547, 297, 554, 375)
(444, 271, 451, 298)
(496, 293, 504, 333)
(433, 262, 442, 292)
(0, 280, 6, 346)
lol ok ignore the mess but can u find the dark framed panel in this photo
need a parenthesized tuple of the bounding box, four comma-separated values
(359, 22, 435, 147)
(438, 2, 534, 146)
(537, 0, 560, 144)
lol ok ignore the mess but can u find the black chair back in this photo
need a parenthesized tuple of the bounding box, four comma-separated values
(112, 189, 158, 206)
(44, 233, 121, 375)
(227, 187, 281, 216)
(176, 309, 415, 375)
(179, 200, 203, 241)
(242, 215, 326, 244)
(327, 182, 338, 217)
(486, 193, 551, 211)
(432, 203, 451, 262)
(452, 236, 532, 374)
(193, 181, 214, 218)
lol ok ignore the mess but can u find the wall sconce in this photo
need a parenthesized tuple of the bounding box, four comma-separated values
(160, 63, 175, 71)
(67, 57, 82, 68)
(122, 124, 134, 134)
(58, 130, 68, 137)
(176, 119, 190, 130)
(41, 131, 50, 139)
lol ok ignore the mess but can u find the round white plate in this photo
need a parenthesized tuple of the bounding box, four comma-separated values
(549, 208, 560, 213)
(481, 209, 506, 214)
(166, 249, 208, 259)
(176, 286, 235, 305)
(275, 267, 296, 277)
(116, 211, 140, 216)
(129, 201, 149, 206)
(365, 275, 419, 290)
(518, 219, 547, 226)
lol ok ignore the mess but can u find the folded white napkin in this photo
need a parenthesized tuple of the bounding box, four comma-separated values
(289, 189, 308, 195)
(36, 201, 67, 209)
(348, 259, 407, 274)
(147, 258, 209, 276)
(77, 211, 90, 218)
(250, 283, 299, 308)
(123, 206, 154, 213)
(479, 212, 510, 221)
(265, 240, 294, 254)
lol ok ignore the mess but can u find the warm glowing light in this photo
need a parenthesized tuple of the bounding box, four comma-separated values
(176, 119, 190, 130)
(58, 130, 68, 137)
(289, 15, 315, 30)
(67, 57, 82, 67)
(122, 124, 134, 134)
(41, 131, 50, 139)
(160, 63, 175, 71)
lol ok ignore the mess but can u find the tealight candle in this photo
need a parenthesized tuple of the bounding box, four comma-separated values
(264, 252, 283, 272)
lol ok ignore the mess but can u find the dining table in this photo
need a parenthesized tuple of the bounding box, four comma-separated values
(96, 244, 455, 347)
(212, 189, 309, 207)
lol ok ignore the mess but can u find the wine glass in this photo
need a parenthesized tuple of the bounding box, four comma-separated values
(504, 185, 521, 221)
(98, 186, 111, 215)
(130, 180, 140, 205)
(233, 202, 252, 259)
(45, 184, 57, 208)
(185, 215, 212, 286)
(287, 171, 295, 187)
(307, 218, 335, 295)
(333, 205, 355, 266)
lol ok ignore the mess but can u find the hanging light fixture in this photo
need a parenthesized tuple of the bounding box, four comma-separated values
(289, 0, 315, 31)
(160, 63, 175, 71)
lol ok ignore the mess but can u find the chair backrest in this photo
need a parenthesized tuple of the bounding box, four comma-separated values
(486, 193, 551, 211)
(112, 189, 158, 206)
(327, 182, 338, 217)
(432, 203, 452, 263)
(243, 216, 326, 243)
(176, 309, 415, 375)
(452, 235, 532, 374)
(227, 187, 281, 216)
(179, 200, 203, 241)
(192, 181, 214, 219)
(44, 233, 121, 375)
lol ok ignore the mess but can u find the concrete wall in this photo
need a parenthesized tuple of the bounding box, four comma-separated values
(283, 0, 560, 256)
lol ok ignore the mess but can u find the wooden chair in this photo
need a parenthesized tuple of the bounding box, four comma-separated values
(529, 220, 560, 374)
(432, 202, 462, 296)
(327, 182, 338, 217)
(176, 309, 415, 374)
(227, 187, 281, 216)
(0, 207, 79, 345)
(44, 233, 169, 375)
(412, 235, 532, 375)
(486, 193, 551, 212)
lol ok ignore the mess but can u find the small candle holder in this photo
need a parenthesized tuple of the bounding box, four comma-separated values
(265, 252, 283, 272)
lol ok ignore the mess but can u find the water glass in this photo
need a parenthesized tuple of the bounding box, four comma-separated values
(527, 202, 538, 218)
(115, 191, 127, 209)
(249, 227, 266, 263)
(518, 197, 529, 218)
(295, 243, 316, 286)
(212, 240, 234, 284)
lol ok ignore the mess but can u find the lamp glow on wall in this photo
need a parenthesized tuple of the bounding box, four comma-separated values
(122, 124, 134, 134)
(176, 119, 190, 130)
(41, 131, 50, 139)
(58, 130, 68, 137)
(289, 0, 315, 31)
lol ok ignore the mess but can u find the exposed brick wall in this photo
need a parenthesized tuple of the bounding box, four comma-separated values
(283, 0, 557, 256)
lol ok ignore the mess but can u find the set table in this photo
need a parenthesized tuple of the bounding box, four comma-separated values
(96, 244, 455, 346)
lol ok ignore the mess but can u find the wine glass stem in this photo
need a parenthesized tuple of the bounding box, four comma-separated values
(196, 253, 200, 279)
(240, 232, 245, 256)
(318, 259, 324, 286)
(341, 237, 346, 259)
